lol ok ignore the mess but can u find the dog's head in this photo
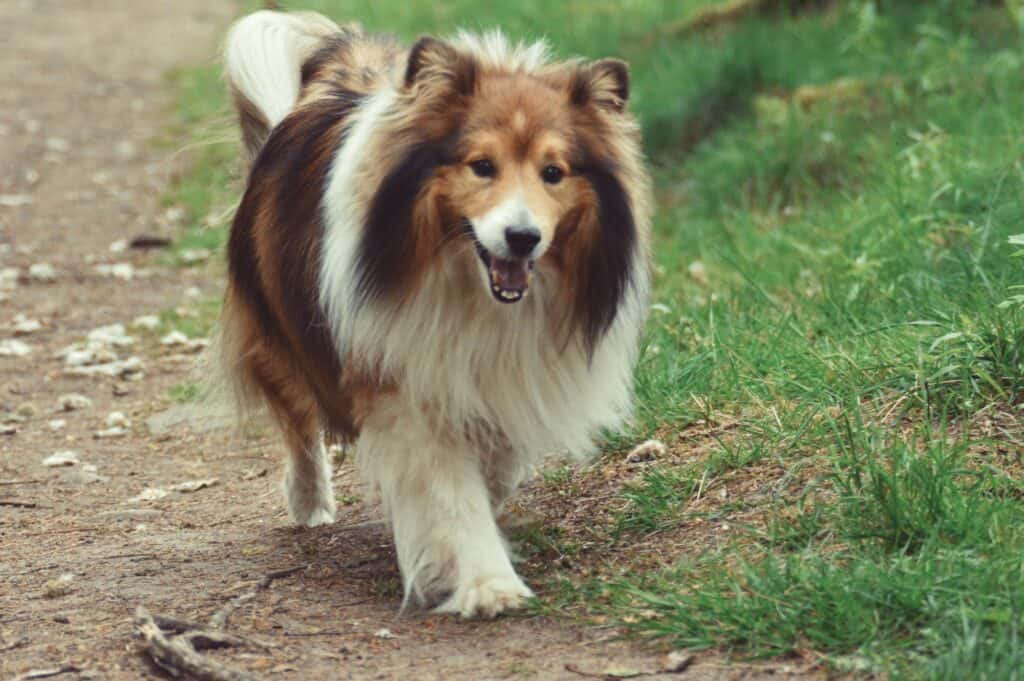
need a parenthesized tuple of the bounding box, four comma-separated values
(358, 32, 647, 350)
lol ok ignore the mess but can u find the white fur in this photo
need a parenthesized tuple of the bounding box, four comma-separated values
(359, 398, 533, 616)
(452, 30, 550, 73)
(224, 11, 339, 129)
(320, 87, 399, 357)
(285, 439, 337, 527)
(470, 192, 546, 260)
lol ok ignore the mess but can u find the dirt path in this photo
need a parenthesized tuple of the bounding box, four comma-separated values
(0, 3, 821, 680)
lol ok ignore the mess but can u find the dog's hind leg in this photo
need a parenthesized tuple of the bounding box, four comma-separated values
(244, 341, 337, 527)
(358, 398, 532, 618)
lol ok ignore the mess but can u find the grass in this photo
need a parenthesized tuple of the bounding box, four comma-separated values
(173, 0, 1024, 677)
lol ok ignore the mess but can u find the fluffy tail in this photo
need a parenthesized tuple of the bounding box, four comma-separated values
(224, 10, 340, 160)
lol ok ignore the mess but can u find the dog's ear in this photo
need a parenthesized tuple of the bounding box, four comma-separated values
(570, 58, 630, 113)
(404, 36, 476, 95)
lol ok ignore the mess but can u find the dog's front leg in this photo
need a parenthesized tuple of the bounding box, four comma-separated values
(358, 399, 533, 618)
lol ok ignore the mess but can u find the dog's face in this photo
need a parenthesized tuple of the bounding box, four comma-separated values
(442, 76, 583, 304)
(397, 37, 634, 308)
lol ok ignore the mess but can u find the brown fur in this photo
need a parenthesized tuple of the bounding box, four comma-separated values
(223, 23, 649, 471)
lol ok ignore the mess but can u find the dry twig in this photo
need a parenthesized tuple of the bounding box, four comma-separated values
(135, 607, 260, 681)
(208, 565, 305, 629)
(134, 567, 303, 679)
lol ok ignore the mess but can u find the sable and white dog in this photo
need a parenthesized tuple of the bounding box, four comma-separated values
(220, 10, 651, 618)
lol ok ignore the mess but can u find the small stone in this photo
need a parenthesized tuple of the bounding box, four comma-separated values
(0, 194, 33, 207)
(0, 340, 32, 357)
(105, 411, 130, 428)
(43, 450, 79, 467)
(0, 268, 19, 289)
(131, 315, 160, 330)
(87, 323, 135, 347)
(184, 286, 202, 298)
(48, 419, 66, 431)
(170, 478, 218, 493)
(11, 314, 42, 335)
(42, 573, 75, 599)
(65, 357, 144, 380)
(45, 137, 69, 153)
(109, 239, 128, 253)
(625, 439, 667, 464)
(16, 402, 37, 418)
(93, 262, 136, 280)
(687, 261, 708, 286)
(661, 651, 695, 674)
(28, 263, 57, 282)
(179, 248, 211, 265)
(0, 424, 17, 435)
(128, 487, 169, 503)
(160, 330, 189, 347)
(58, 394, 93, 411)
(93, 426, 128, 439)
(373, 628, 395, 639)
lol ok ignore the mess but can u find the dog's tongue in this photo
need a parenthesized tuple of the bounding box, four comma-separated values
(490, 258, 530, 291)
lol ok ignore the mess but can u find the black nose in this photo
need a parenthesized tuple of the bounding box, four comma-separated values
(504, 226, 541, 258)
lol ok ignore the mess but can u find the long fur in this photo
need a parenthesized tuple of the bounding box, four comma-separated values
(219, 10, 652, 618)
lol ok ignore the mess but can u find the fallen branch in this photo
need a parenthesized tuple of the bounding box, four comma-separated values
(133, 568, 303, 678)
(208, 565, 306, 629)
(0, 500, 40, 508)
(13, 667, 81, 681)
(0, 636, 30, 653)
(135, 607, 261, 681)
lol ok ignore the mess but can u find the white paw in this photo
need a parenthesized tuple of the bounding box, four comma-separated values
(295, 506, 336, 527)
(288, 492, 337, 527)
(435, 574, 533, 619)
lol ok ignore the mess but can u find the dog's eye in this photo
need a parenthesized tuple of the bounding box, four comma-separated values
(469, 159, 497, 178)
(541, 165, 564, 185)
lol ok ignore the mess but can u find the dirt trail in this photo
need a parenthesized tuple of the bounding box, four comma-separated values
(0, 3, 820, 680)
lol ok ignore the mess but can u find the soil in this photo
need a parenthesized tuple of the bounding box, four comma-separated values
(0, 2, 826, 679)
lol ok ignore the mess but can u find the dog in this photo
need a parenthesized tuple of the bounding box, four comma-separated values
(220, 10, 651, 618)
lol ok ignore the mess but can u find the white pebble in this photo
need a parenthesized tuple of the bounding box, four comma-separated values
(0, 194, 33, 207)
(58, 393, 93, 411)
(11, 314, 42, 335)
(94, 426, 128, 439)
(93, 263, 135, 280)
(109, 239, 128, 253)
(105, 411, 130, 428)
(28, 263, 57, 282)
(87, 323, 135, 347)
(160, 330, 189, 346)
(0, 339, 32, 357)
(48, 419, 66, 431)
(128, 487, 169, 503)
(131, 315, 160, 330)
(0, 268, 19, 290)
(43, 450, 79, 467)
(179, 248, 210, 265)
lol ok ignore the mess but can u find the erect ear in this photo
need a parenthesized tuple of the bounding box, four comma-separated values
(404, 36, 476, 95)
(570, 58, 630, 113)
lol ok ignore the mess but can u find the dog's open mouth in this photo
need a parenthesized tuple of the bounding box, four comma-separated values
(474, 241, 534, 304)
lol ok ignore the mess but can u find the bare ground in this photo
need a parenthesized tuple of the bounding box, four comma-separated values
(0, 2, 826, 679)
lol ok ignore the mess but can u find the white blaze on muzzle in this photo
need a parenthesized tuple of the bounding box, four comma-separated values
(469, 193, 547, 304)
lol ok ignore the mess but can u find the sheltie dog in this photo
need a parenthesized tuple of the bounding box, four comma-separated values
(220, 10, 651, 618)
